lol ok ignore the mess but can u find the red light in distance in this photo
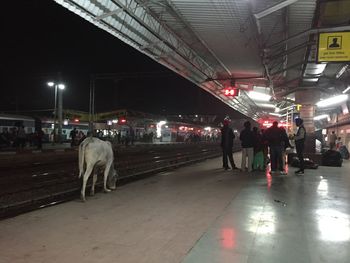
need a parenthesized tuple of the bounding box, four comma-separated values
(261, 121, 290, 128)
(224, 88, 239, 96)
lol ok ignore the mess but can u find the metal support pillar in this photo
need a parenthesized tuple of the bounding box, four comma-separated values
(57, 88, 63, 143)
(53, 85, 58, 144)
(89, 76, 94, 135)
(295, 89, 320, 153)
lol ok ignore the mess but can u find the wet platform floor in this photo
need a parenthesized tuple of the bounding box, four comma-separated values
(0, 153, 350, 263)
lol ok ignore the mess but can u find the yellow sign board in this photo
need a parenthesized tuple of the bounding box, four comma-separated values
(318, 31, 350, 62)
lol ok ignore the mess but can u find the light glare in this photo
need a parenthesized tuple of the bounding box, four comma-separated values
(316, 95, 348, 108)
(314, 114, 329, 121)
(257, 103, 276, 109)
(58, 84, 65, 90)
(342, 86, 350, 94)
(248, 91, 271, 101)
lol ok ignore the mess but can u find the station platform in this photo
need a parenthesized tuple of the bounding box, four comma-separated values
(0, 153, 349, 263)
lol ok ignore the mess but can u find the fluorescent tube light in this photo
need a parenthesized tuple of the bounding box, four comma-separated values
(269, 113, 282, 117)
(248, 91, 271, 101)
(316, 95, 348, 108)
(257, 103, 275, 108)
(313, 114, 329, 121)
(342, 86, 350, 94)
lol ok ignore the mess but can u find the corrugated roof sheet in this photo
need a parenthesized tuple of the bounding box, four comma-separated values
(54, 0, 319, 118)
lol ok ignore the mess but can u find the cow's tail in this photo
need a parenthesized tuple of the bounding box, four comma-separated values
(79, 137, 91, 178)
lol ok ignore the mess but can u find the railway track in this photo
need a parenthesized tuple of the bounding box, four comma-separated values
(0, 142, 240, 219)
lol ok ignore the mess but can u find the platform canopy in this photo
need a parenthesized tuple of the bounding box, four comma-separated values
(54, 0, 350, 119)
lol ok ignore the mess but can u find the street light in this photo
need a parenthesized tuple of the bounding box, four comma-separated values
(58, 84, 65, 90)
(47, 81, 65, 143)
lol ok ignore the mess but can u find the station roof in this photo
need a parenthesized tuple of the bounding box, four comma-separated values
(54, 0, 350, 119)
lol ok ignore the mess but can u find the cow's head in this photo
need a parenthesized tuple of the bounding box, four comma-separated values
(107, 166, 117, 190)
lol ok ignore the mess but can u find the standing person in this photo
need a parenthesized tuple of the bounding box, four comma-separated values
(264, 121, 285, 174)
(36, 129, 44, 150)
(336, 137, 342, 150)
(220, 119, 237, 170)
(260, 129, 269, 168)
(117, 131, 121, 144)
(125, 131, 130, 146)
(329, 131, 337, 150)
(294, 118, 306, 175)
(280, 127, 292, 171)
(70, 128, 77, 147)
(239, 121, 255, 172)
(17, 126, 26, 149)
(252, 127, 264, 171)
(130, 126, 135, 145)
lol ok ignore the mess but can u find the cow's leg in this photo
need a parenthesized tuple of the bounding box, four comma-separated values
(108, 172, 117, 190)
(103, 162, 113, 193)
(90, 171, 98, 196)
(81, 164, 93, 201)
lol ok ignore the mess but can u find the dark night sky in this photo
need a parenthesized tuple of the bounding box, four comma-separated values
(1, 0, 245, 119)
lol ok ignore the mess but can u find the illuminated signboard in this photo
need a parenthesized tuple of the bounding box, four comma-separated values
(318, 31, 350, 62)
(223, 88, 239, 97)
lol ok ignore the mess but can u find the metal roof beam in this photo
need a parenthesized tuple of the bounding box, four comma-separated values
(162, 0, 232, 78)
(270, 61, 306, 76)
(254, 0, 300, 20)
(95, 8, 124, 20)
(266, 41, 314, 61)
(268, 25, 350, 49)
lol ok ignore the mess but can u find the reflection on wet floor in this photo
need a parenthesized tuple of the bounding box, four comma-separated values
(1, 156, 350, 263)
(183, 159, 350, 263)
(221, 228, 236, 249)
(316, 209, 350, 242)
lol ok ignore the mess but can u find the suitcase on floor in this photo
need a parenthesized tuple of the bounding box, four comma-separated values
(322, 150, 342, 167)
(339, 146, 349, 160)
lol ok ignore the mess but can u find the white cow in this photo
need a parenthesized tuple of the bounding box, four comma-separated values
(79, 137, 117, 201)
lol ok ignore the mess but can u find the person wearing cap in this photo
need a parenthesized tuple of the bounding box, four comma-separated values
(220, 119, 238, 170)
(294, 118, 306, 175)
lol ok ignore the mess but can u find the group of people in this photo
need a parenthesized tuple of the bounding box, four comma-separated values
(0, 126, 45, 150)
(220, 118, 306, 175)
(69, 128, 87, 147)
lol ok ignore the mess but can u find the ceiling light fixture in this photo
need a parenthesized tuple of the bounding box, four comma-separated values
(316, 94, 348, 108)
(248, 91, 271, 101)
(257, 103, 276, 109)
(342, 85, 350, 94)
(313, 114, 329, 121)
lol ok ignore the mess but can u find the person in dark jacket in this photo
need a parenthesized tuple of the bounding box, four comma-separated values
(280, 127, 292, 171)
(220, 119, 237, 170)
(70, 128, 77, 147)
(36, 129, 44, 150)
(264, 121, 285, 174)
(239, 121, 255, 172)
(294, 118, 306, 175)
